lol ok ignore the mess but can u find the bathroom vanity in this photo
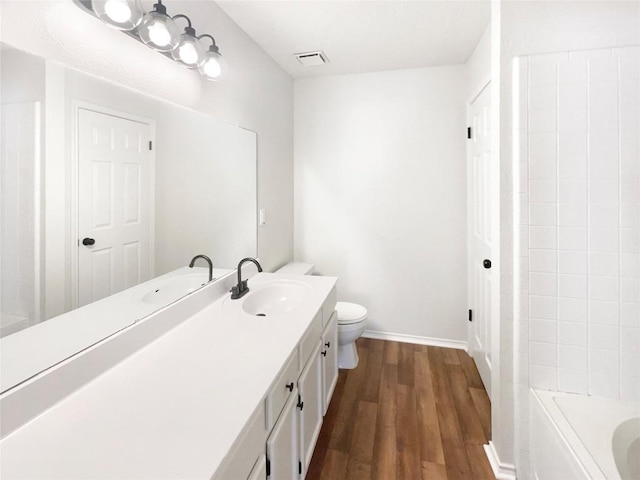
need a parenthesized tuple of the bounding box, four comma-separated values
(0, 272, 338, 479)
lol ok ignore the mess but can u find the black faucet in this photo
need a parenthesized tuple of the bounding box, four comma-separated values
(230, 257, 263, 299)
(189, 254, 213, 282)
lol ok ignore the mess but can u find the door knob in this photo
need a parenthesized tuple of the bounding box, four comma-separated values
(82, 237, 95, 246)
(483, 259, 492, 269)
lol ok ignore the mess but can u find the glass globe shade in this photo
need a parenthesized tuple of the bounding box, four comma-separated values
(138, 11, 180, 52)
(171, 34, 206, 68)
(199, 50, 227, 81)
(91, 0, 143, 31)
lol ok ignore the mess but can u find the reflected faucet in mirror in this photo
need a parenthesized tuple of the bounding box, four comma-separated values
(189, 255, 214, 282)
(230, 258, 263, 299)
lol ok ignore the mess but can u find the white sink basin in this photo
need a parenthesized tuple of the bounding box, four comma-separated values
(140, 273, 209, 304)
(226, 280, 312, 317)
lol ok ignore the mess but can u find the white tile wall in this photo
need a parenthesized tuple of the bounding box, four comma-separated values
(518, 47, 640, 402)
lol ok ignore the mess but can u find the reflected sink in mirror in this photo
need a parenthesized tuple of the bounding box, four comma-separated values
(225, 280, 313, 317)
(140, 273, 211, 305)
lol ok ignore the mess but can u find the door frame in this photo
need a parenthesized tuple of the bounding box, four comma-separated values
(70, 101, 156, 309)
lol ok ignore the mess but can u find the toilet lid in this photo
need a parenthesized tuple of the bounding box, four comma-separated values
(336, 301, 367, 325)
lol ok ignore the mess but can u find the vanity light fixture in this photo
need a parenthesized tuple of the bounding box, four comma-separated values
(75, 0, 226, 80)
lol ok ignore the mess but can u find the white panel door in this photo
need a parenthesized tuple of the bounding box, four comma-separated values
(467, 83, 494, 397)
(78, 108, 152, 307)
(266, 388, 299, 480)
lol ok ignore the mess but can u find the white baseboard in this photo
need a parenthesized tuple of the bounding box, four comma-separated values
(361, 330, 468, 351)
(484, 441, 517, 480)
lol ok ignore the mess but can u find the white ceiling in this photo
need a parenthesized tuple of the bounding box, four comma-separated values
(216, 0, 491, 78)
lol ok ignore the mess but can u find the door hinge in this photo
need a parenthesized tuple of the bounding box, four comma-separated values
(467, 127, 472, 139)
(299, 461, 302, 475)
(148, 140, 152, 150)
(266, 458, 270, 477)
(468, 309, 473, 322)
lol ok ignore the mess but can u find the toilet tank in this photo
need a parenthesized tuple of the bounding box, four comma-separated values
(275, 262, 315, 275)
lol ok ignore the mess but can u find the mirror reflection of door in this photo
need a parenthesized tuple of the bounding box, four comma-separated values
(77, 108, 154, 307)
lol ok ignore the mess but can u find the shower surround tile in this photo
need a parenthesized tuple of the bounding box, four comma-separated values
(519, 47, 640, 406)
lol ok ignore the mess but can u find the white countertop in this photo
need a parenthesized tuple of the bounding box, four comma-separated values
(1, 266, 231, 393)
(0, 273, 337, 479)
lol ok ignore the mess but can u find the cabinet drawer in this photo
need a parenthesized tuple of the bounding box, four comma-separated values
(265, 348, 299, 430)
(298, 310, 323, 371)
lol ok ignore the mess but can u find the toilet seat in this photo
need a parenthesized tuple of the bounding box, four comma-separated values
(336, 301, 367, 325)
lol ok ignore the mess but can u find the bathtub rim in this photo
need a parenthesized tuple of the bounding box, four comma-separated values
(532, 389, 607, 480)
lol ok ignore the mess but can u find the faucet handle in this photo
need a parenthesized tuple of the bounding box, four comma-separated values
(230, 280, 250, 299)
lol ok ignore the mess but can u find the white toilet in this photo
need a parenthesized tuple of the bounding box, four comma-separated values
(334, 301, 368, 369)
(275, 262, 368, 369)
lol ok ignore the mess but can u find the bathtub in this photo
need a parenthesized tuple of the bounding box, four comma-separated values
(531, 389, 640, 480)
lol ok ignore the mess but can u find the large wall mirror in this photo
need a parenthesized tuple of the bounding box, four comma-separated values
(0, 43, 257, 392)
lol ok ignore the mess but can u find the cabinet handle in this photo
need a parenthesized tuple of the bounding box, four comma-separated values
(325, 341, 331, 348)
(285, 382, 294, 392)
(321, 350, 327, 357)
(297, 398, 304, 411)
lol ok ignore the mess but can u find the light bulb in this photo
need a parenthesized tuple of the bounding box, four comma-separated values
(171, 32, 206, 68)
(138, 10, 180, 51)
(91, 0, 143, 30)
(104, 0, 131, 23)
(178, 43, 198, 64)
(148, 21, 171, 47)
(197, 36, 226, 80)
(202, 57, 222, 78)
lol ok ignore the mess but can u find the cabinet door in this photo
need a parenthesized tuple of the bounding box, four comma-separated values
(298, 342, 323, 478)
(321, 312, 338, 415)
(266, 388, 298, 480)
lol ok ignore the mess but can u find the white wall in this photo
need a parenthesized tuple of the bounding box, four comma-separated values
(0, 0, 294, 273)
(496, 2, 640, 477)
(294, 66, 468, 344)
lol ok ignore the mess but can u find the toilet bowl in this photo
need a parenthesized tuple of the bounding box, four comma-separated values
(275, 262, 368, 370)
(335, 301, 368, 369)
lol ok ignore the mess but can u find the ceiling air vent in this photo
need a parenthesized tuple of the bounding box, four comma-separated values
(294, 51, 329, 67)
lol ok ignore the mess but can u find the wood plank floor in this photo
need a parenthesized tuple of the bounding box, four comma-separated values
(307, 338, 494, 480)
